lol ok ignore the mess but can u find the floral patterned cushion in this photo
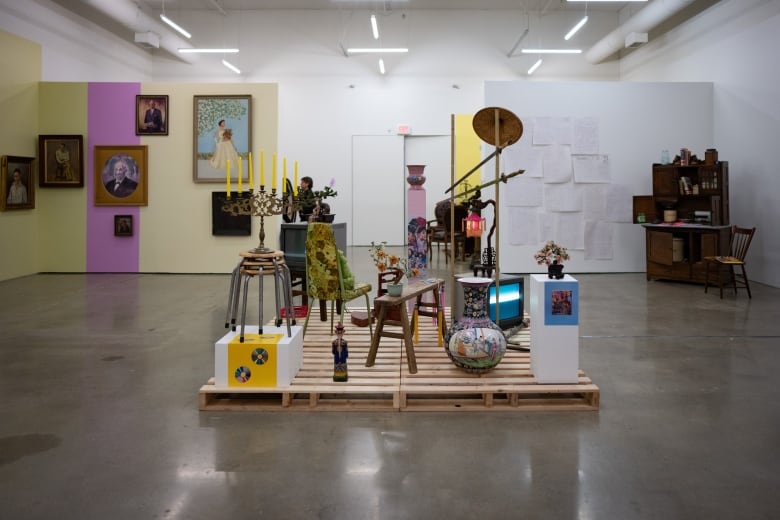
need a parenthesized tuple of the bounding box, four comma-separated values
(306, 223, 371, 301)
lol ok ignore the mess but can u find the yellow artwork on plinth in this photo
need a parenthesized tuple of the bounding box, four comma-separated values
(227, 333, 283, 387)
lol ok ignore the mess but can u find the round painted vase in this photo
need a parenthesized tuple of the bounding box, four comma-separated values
(406, 164, 426, 189)
(444, 277, 507, 373)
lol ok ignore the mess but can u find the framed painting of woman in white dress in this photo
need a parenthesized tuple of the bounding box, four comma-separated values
(193, 95, 252, 183)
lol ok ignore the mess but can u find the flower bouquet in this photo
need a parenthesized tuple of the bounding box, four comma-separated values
(369, 241, 420, 294)
(534, 241, 570, 279)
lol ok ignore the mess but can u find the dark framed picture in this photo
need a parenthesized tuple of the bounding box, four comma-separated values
(94, 145, 148, 206)
(38, 135, 84, 187)
(136, 95, 168, 136)
(1, 155, 35, 211)
(193, 95, 251, 183)
(114, 214, 133, 236)
(211, 191, 251, 236)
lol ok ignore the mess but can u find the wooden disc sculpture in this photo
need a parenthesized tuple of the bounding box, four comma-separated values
(471, 106, 523, 147)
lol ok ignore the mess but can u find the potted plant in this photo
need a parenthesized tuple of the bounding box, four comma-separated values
(369, 241, 420, 296)
(311, 178, 338, 222)
(534, 241, 570, 279)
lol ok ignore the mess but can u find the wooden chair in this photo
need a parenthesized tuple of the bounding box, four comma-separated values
(704, 226, 756, 299)
(303, 223, 373, 338)
(427, 199, 466, 263)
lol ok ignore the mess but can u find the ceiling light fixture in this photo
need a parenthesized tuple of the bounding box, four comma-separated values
(564, 15, 588, 40)
(347, 48, 408, 54)
(371, 14, 379, 39)
(528, 58, 543, 75)
(567, 0, 646, 2)
(378, 58, 385, 75)
(222, 59, 241, 74)
(178, 48, 239, 53)
(521, 48, 582, 54)
(160, 13, 192, 39)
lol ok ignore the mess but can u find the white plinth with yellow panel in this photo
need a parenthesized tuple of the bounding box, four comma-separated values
(215, 326, 303, 388)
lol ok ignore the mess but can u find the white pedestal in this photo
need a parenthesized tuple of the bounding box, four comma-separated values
(215, 326, 303, 388)
(530, 274, 579, 384)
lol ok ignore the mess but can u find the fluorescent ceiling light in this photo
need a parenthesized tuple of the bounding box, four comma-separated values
(527, 58, 542, 75)
(160, 14, 191, 39)
(178, 48, 239, 53)
(222, 59, 241, 74)
(567, 0, 646, 2)
(371, 15, 379, 39)
(378, 58, 385, 75)
(564, 16, 588, 41)
(347, 48, 408, 54)
(521, 49, 582, 54)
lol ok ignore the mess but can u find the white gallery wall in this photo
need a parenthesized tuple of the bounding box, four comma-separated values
(0, 0, 777, 286)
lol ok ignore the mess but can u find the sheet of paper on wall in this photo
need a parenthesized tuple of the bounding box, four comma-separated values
(542, 145, 572, 183)
(545, 184, 583, 212)
(573, 155, 611, 183)
(502, 134, 543, 178)
(582, 185, 608, 221)
(606, 184, 633, 222)
(508, 207, 540, 245)
(506, 176, 543, 207)
(555, 213, 586, 250)
(585, 220, 614, 260)
(533, 117, 572, 145)
(572, 117, 600, 155)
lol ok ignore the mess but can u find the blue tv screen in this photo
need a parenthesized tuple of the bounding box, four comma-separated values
(488, 277, 524, 329)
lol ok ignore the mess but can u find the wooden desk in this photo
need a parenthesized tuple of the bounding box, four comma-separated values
(365, 279, 446, 374)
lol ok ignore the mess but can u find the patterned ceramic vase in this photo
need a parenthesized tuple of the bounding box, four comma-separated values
(406, 164, 426, 189)
(444, 277, 507, 373)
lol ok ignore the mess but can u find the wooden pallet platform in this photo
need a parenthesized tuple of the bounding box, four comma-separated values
(199, 308, 599, 412)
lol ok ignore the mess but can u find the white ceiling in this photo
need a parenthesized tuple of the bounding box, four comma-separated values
(46, 0, 719, 78)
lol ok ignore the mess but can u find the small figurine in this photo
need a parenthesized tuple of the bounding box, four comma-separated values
(332, 323, 348, 382)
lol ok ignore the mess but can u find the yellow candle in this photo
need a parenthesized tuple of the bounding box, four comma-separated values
(294, 161, 299, 197)
(282, 157, 287, 194)
(226, 159, 231, 199)
(272, 153, 277, 190)
(248, 152, 253, 190)
(260, 150, 265, 187)
(238, 157, 243, 193)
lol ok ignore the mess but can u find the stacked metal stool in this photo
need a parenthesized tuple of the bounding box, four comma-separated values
(225, 249, 295, 342)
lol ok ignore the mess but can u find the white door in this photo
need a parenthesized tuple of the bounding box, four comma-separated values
(351, 135, 405, 245)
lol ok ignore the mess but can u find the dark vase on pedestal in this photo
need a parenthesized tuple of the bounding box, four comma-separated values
(548, 260, 564, 279)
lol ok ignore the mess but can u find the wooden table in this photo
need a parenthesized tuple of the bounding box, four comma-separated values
(365, 278, 446, 374)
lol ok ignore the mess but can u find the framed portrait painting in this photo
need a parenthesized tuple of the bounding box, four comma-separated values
(136, 95, 168, 136)
(94, 145, 148, 206)
(1, 155, 35, 211)
(114, 214, 133, 236)
(193, 95, 251, 183)
(38, 135, 84, 187)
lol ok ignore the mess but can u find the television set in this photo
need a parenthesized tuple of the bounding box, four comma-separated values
(453, 273, 525, 330)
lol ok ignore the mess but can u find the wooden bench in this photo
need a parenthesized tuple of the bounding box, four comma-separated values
(365, 278, 446, 374)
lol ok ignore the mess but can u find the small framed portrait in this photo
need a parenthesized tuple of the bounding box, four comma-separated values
(136, 95, 169, 136)
(94, 145, 148, 206)
(38, 135, 84, 187)
(114, 214, 133, 236)
(1, 155, 35, 211)
(193, 94, 251, 183)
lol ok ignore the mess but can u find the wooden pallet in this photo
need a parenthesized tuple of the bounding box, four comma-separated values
(199, 309, 599, 412)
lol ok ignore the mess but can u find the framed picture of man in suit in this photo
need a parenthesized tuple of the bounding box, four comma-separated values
(114, 214, 133, 237)
(136, 95, 168, 136)
(1, 155, 35, 211)
(94, 146, 148, 206)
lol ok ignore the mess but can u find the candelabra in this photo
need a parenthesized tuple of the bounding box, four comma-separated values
(221, 186, 299, 253)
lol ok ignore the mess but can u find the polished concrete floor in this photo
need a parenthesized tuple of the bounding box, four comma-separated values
(1, 248, 779, 519)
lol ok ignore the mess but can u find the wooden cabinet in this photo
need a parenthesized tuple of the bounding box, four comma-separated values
(634, 157, 731, 284)
(643, 224, 731, 283)
(633, 161, 729, 225)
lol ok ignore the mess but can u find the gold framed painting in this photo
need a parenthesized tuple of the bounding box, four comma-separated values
(38, 135, 84, 187)
(193, 94, 251, 183)
(1, 155, 35, 211)
(94, 145, 148, 206)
